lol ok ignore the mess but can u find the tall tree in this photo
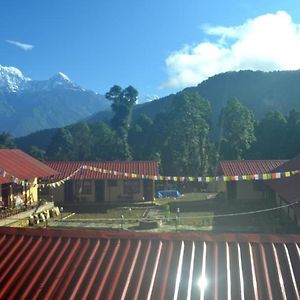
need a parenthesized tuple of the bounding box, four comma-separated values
(156, 92, 211, 176)
(248, 111, 287, 159)
(285, 109, 300, 158)
(105, 85, 138, 160)
(70, 122, 92, 160)
(219, 97, 255, 159)
(90, 122, 123, 160)
(128, 114, 154, 160)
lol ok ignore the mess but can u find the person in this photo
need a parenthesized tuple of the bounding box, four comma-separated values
(15, 194, 23, 208)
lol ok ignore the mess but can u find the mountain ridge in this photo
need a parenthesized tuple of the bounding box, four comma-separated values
(15, 69, 300, 151)
(0, 65, 110, 136)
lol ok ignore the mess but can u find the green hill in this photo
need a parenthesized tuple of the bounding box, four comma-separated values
(16, 70, 300, 151)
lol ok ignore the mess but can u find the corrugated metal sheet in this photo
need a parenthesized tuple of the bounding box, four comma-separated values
(0, 227, 299, 300)
(0, 149, 57, 183)
(45, 161, 159, 180)
(218, 160, 287, 176)
(272, 154, 300, 173)
(267, 155, 300, 219)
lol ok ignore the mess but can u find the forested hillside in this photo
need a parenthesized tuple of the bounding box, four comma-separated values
(186, 70, 300, 131)
(89, 70, 300, 135)
(9, 70, 300, 175)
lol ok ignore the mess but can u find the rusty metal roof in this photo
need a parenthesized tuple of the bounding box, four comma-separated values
(0, 149, 57, 184)
(45, 161, 159, 180)
(218, 160, 287, 176)
(0, 227, 299, 299)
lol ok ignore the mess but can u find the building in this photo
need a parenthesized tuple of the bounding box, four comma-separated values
(41, 161, 159, 205)
(0, 227, 299, 299)
(215, 160, 286, 202)
(0, 149, 57, 208)
(267, 154, 300, 226)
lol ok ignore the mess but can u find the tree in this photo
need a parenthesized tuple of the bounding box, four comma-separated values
(219, 98, 255, 159)
(70, 122, 92, 160)
(155, 92, 211, 176)
(0, 132, 15, 149)
(128, 114, 154, 160)
(105, 85, 138, 160)
(90, 122, 123, 160)
(29, 146, 46, 161)
(248, 111, 287, 159)
(46, 127, 74, 161)
(285, 109, 300, 158)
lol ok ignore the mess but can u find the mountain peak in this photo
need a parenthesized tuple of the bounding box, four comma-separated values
(0, 65, 85, 93)
(47, 71, 82, 90)
(0, 65, 31, 92)
(51, 72, 72, 82)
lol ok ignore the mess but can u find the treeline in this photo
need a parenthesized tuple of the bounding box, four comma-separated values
(1, 87, 300, 176)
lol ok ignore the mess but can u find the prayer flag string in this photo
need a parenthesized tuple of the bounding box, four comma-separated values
(1, 165, 300, 188)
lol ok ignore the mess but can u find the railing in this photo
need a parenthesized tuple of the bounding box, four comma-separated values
(0, 204, 37, 220)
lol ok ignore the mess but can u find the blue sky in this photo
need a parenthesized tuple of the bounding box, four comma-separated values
(1, 0, 300, 101)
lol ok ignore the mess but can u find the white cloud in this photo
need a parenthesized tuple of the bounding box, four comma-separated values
(6, 40, 34, 51)
(163, 11, 300, 89)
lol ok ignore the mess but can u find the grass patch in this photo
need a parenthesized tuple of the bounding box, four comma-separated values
(174, 211, 214, 227)
(68, 207, 146, 221)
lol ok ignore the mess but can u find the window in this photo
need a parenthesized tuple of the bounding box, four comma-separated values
(123, 180, 140, 194)
(75, 180, 92, 195)
(108, 180, 118, 187)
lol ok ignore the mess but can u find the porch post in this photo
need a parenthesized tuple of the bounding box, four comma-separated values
(24, 180, 28, 206)
(9, 184, 13, 208)
(152, 179, 155, 202)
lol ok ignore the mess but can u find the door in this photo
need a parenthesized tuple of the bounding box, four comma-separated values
(143, 180, 154, 201)
(227, 181, 237, 202)
(64, 181, 74, 202)
(2, 184, 10, 207)
(95, 180, 105, 202)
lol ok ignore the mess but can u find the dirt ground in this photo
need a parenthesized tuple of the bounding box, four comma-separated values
(39, 193, 300, 233)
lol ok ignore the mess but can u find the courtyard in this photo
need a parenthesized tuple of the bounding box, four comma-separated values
(34, 192, 300, 233)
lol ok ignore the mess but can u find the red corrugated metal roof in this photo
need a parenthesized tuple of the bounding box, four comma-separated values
(45, 161, 159, 180)
(267, 155, 300, 217)
(218, 160, 287, 176)
(0, 227, 299, 299)
(272, 153, 300, 172)
(0, 149, 57, 183)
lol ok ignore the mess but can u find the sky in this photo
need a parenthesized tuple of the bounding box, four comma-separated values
(1, 0, 300, 101)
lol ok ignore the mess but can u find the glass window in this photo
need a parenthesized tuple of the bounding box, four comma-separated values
(75, 180, 92, 195)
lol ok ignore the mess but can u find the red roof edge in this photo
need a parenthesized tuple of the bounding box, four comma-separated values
(1, 227, 299, 243)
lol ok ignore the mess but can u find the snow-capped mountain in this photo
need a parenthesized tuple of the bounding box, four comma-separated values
(0, 65, 110, 137)
(0, 65, 31, 92)
(0, 65, 84, 93)
(25, 72, 85, 92)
